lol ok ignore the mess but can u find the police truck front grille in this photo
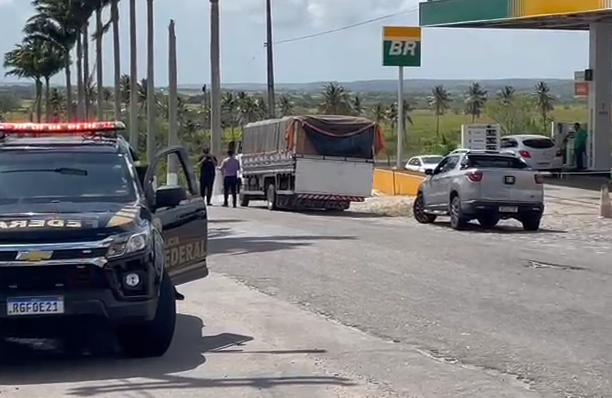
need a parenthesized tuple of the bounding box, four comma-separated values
(51, 248, 108, 260)
(0, 265, 108, 293)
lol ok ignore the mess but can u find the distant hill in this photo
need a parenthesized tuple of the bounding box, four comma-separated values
(179, 78, 575, 96)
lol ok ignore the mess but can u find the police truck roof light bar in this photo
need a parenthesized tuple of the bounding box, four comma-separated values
(0, 121, 126, 134)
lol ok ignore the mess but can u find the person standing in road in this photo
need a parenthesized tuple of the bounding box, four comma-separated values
(573, 123, 587, 170)
(219, 149, 241, 208)
(197, 148, 217, 206)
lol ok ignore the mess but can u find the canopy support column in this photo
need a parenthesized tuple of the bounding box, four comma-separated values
(587, 22, 612, 171)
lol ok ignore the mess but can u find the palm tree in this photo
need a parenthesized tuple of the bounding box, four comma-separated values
(120, 73, 130, 109)
(429, 85, 451, 137)
(352, 95, 363, 116)
(49, 87, 65, 116)
(278, 94, 294, 116)
(221, 91, 238, 137)
(497, 85, 515, 104)
(4, 42, 44, 122)
(387, 100, 413, 144)
(371, 103, 386, 124)
(37, 42, 64, 121)
(464, 82, 487, 122)
(129, 0, 138, 147)
(27, 0, 80, 121)
(535, 81, 554, 129)
(319, 82, 352, 115)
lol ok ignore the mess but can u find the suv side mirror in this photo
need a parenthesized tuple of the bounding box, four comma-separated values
(424, 169, 434, 176)
(154, 185, 186, 209)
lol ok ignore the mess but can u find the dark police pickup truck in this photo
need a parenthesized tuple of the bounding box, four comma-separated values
(0, 121, 208, 358)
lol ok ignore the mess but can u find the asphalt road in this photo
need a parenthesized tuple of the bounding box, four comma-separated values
(2, 202, 611, 397)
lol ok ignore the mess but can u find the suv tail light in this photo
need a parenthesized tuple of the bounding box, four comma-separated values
(534, 174, 544, 184)
(466, 171, 483, 182)
(518, 150, 531, 158)
(555, 149, 563, 157)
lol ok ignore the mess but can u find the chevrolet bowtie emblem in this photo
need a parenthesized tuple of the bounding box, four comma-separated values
(16, 250, 53, 262)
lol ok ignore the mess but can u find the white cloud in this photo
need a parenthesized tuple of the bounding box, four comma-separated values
(0, 0, 13, 6)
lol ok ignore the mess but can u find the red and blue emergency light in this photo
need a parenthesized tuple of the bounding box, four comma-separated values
(0, 121, 126, 135)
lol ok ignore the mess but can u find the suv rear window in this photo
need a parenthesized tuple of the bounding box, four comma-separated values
(465, 155, 528, 169)
(522, 138, 555, 149)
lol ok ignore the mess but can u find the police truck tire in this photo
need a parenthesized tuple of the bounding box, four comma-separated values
(521, 214, 541, 232)
(266, 184, 277, 211)
(116, 272, 176, 358)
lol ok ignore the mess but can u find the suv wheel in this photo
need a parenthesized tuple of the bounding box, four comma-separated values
(477, 213, 499, 229)
(413, 192, 436, 224)
(116, 272, 176, 358)
(450, 196, 468, 230)
(521, 214, 541, 231)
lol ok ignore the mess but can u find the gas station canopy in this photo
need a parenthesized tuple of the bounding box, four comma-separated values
(419, 0, 612, 30)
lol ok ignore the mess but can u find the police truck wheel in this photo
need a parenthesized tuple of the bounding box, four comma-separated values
(116, 272, 176, 358)
(521, 214, 541, 232)
(266, 184, 277, 211)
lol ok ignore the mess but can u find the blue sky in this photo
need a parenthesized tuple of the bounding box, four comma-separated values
(0, 0, 592, 85)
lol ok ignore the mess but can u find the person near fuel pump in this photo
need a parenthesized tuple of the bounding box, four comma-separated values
(197, 148, 217, 206)
(573, 123, 587, 170)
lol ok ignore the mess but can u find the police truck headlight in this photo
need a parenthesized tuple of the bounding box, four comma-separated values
(107, 229, 151, 258)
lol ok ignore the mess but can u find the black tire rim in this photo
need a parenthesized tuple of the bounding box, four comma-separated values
(451, 198, 460, 224)
(414, 195, 427, 221)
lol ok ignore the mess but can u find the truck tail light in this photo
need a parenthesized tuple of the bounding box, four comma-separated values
(519, 150, 531, 158)
(534, 174, 544, 184)
(466, 171, 483, 182)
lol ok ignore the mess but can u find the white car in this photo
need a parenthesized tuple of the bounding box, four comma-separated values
(500, 135, 563, 171)
(405, 155, 444, 173)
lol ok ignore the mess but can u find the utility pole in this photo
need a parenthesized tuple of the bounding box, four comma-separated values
(167, 20, 178, 185)
(146, 0, 156, 165)
(96, 5, 103, 121)
(210, 0, 222, 158)
(129, 0, 138, 149)
(396, 67, 404, 170)
(265, 0, 276, 118)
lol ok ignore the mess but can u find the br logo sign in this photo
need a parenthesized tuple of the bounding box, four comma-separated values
(383, 26, 421, 67)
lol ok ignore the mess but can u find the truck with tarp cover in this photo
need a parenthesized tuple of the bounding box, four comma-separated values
(239, 115, 385, 210)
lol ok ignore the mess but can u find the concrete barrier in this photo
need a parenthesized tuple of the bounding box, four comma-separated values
(373, 168, 424, 196)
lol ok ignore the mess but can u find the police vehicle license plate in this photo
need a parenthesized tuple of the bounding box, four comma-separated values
(499, 206, 518, 213)
(7, 296, 64, 316)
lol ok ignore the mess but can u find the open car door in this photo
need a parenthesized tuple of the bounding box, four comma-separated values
(142, 145, 208, 284)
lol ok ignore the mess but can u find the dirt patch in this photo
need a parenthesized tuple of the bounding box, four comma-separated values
(350, 195, 414, 217)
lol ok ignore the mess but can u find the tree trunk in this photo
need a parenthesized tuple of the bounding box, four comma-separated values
(35, 79, 43, 123)
(64, 52, 72, 122)
(435, 114, 440, 137)
(76, 34, 84, 120)
(146, 0, 156, 164)
(96, 6, 104, 121)
(112, 0, 121, 120)
(129, 0, 138, 148)
(44, 76, 51, 122)
(83, 24, 90, 119)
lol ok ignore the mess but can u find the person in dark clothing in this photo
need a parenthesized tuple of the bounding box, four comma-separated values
(219, 150, 241, 208)
(197, 148, 217, 206)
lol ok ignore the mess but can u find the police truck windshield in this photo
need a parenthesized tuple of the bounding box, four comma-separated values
(0, 152, 137, 203)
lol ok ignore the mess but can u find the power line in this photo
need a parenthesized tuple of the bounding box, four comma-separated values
(274, 6, 419, 46)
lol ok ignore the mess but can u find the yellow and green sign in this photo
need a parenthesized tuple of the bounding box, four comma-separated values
(383, 26, 421, 67)
(420, 0, 612, 27)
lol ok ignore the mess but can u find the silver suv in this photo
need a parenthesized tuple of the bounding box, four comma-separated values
(413, 151, 544, 231)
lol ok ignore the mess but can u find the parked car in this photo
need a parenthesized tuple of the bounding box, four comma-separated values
(405, 155, 444, 173)
(500, 135, 563, 171)
(413, 151, 544, 231)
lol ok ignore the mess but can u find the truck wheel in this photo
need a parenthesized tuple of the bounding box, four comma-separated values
(116, 272, 176, 358)
(413, 192, 436, 224)
(239, 193, 249, 207)
(477, 214, 499, 229)
(450, 196, 468, 230)
(266, 184, 278, 211)
(521, 214, 541, 231)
